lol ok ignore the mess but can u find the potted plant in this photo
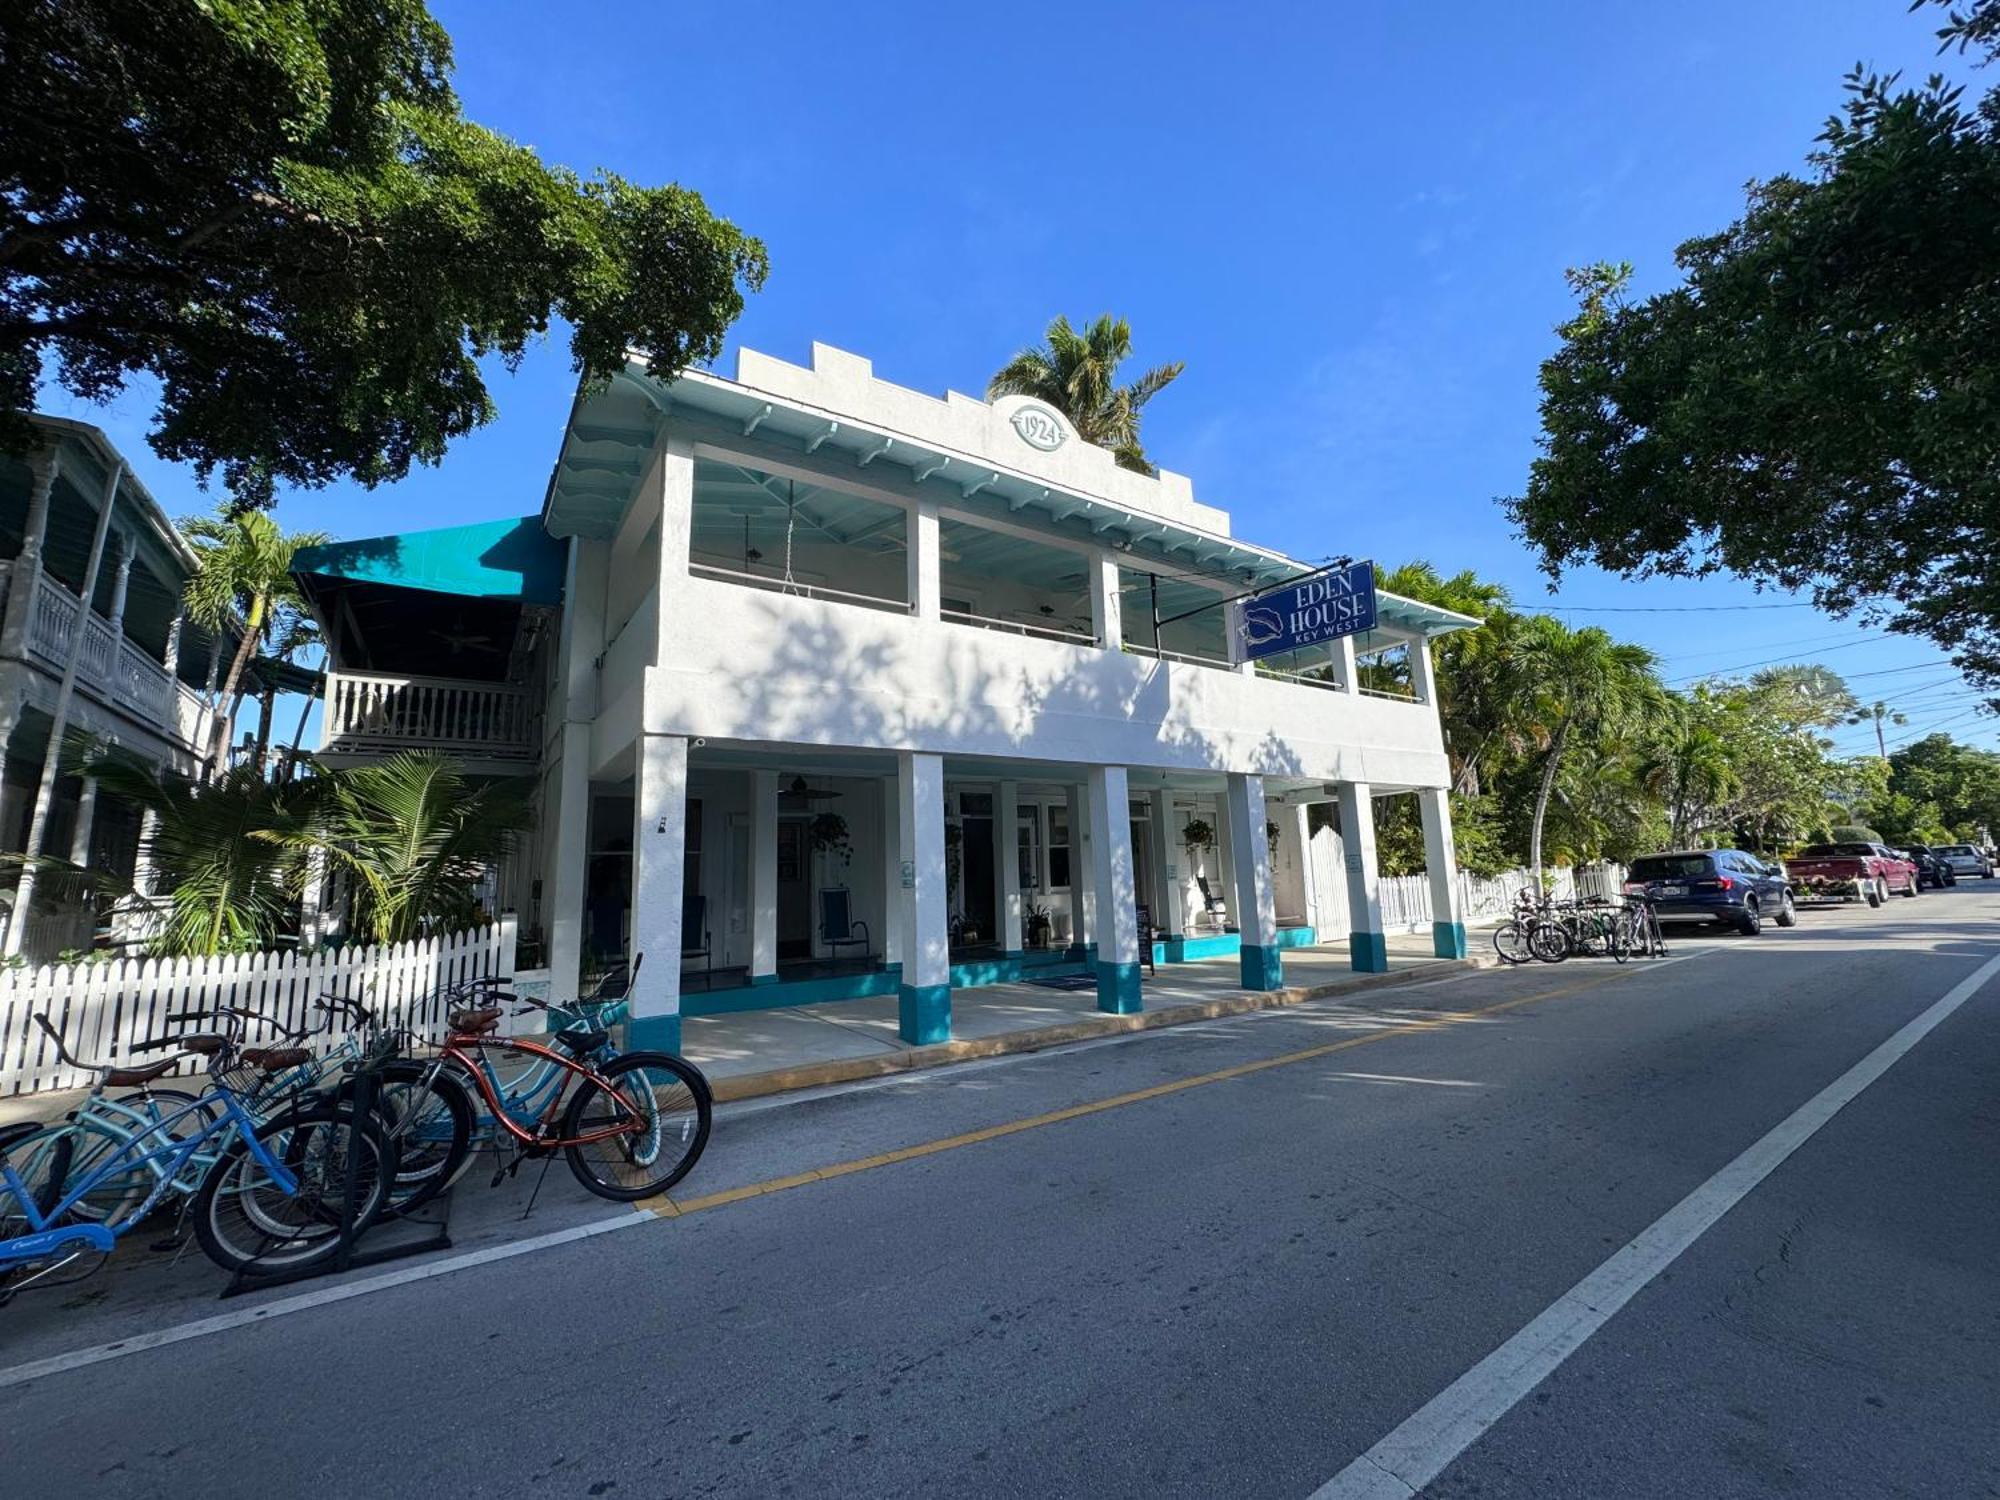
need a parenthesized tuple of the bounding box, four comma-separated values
(1181, 817, 1216, 852)
(807, 812, 852, 863)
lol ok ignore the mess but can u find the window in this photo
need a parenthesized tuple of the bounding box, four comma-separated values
(1048, 804, 1071, 890)
(686, 800, 703, 896)
(1018, 810, 1042, 890)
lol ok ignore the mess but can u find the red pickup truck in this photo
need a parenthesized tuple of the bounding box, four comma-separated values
(1784, 842, 1920, 906)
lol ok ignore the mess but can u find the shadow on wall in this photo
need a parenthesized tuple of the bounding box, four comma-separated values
(677, 593, 1307, 781)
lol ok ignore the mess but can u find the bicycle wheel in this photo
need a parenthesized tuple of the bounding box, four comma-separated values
(360, 1059, 474, 1216)
(1527, 919, 1570, 963)
(561, 1052, 712, 1202)
(1607, 915, 1631, 964)
(192, 1102, 395, 1276)
(1492, 922, 1534, 965)
(0, 1127, 72, 1240)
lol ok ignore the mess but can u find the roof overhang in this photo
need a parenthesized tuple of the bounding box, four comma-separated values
(291, 516, 565, 607)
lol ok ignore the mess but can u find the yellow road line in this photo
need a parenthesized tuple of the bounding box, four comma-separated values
(650, 966, 1633, 1220)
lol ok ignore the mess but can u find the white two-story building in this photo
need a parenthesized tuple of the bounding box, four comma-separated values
(296, 344, 1478, 1054)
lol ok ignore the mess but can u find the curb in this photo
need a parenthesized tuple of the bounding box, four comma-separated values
(708, 952, 1498, 1103)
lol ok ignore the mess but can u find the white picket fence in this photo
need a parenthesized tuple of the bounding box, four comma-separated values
(0, 919, 516, 1098)
(1372, 863, 1628, 934)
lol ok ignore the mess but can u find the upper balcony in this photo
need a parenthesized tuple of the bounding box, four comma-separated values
(321, 669, 537, 767)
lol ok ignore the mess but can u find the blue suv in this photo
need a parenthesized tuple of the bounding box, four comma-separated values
(1624, 849, 1796, 935)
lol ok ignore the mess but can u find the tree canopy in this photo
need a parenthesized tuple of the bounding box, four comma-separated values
(1508, 0, 2000, 691)
(0, 1, 767, 506)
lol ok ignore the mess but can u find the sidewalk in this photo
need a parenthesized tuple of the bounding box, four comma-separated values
(0, 936, 1476, 1123)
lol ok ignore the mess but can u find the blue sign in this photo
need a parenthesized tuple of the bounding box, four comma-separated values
(1241, 560, 1377, 660)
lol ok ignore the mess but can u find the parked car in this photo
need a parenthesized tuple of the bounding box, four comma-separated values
(1623, 849, 1796, 935)
(1935, 842, 1993, 879)
(1785, 842, 1920, 906)
(1899, 846, 1957, 889)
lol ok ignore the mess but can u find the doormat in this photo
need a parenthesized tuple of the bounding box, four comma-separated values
(1026, 974, 1101, 992)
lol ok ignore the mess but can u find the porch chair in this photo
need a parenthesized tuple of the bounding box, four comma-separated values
(819, 887, 871, 960)
(1134, 903, 1157, 975)
(1194, 875, 1232, 932)
(682, 893, 711, 973)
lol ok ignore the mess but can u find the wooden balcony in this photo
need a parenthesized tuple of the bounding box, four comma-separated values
(322, 669, 537, 766)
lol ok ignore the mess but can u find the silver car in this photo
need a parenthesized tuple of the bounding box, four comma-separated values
(1937, 843, 1993, 878)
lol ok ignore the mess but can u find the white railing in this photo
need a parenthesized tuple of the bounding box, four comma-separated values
(1370, 862, 1629, 933)
(689, 561, 910, 616)
(940, 606, 1098, 646)
(324, 670, 536, 760)
(23, 572, 177, 725)
(0, 920, 517, 1098)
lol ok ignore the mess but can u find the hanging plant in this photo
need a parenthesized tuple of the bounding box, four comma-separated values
(807, 812, 852, 862)
(1181, 817, 1216, 852)
(1266, 819, 1281, 857)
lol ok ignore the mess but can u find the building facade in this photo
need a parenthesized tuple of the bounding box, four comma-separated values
(298, 344, 1477, 1052)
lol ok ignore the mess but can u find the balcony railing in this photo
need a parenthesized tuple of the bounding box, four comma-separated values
(23, 572, 179, 728)
(323, 670, 536, 762)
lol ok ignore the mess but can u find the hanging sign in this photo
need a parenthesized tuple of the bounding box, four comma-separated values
(1240, 560, 1378, 660)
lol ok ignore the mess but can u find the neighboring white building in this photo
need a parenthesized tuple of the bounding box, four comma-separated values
(296, 343, 1478, 1053)
(0, 417, 248, 959)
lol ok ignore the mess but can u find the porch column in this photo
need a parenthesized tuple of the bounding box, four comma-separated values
(68, 733, 113, 868)
(546, 537, 607, 1006)
(1338, 781, 1388, 972)
(907, 500, 941, 621)
(1088, 765, 1142, 1013)
(0, 445, 58, 661)
(67, 536, 133, 870)
(1148, 787, 1176, 940)
(896, 750, 950, 1044)
(749, 770, 779, 983)
(1088, 551, 1123, 650)
(997, 779, 1023, 955)
(629, 732, 689, 1052)
(1226, 772, 1282, 989)
(1065, 782, 1093, 952)
(879, 776, 903, 966)
(6, 458, 120, 956)
(1419, 787, 1467, 958)
(1293, 802, 1322, 936)
(1225, 600, 1256, 677)
(1326, 636, 1359, 693)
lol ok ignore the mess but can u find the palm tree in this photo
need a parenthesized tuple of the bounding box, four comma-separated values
(78, 750, 312, 955)
(251, 604, 321, 778)
(987, 315, 1183, 473)
(301, 753, 529, 946)
(182, 508, 328, 781)
(1641, 692, 1743, 846)
(1846, 699, 1907, 760)
(1507, 617, 1671, 885)
(1375, 561, 1511, 793)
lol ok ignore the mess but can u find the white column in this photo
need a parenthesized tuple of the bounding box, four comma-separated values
(629, 732, 689, 1050)
(1294, 803, 1322, 936)
(105, 533, 134, 633)
(1088, 765, 1142, 1013)
(299, 846, 328, 947)
(1211, 785, 1236, 928)
(749, 769, 779, 982)
(1419, 787, 1467, 958)
(1409, 635, 1440, 707)
(6, 459, 120, 956)
(67, 537, 134, 869)
(880, 776, 903, 966)
(1327, 636, 1358, 693)
(545, 536, 607, 1007)
(1226, 772, 1281, 988)
(1338, 781, 1388, 972)
(1225, 600, 1257, 677)
(907, 500, 941, 621)
(0, 446, 58, 661)
(896, 750, 949, 1043)
(997, 779, 1023, 953)
(1147, 787, 1175, 940)
(1088, 550, 1122, 650)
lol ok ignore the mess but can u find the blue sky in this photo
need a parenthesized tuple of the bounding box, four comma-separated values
(46, 0, 1988, 754)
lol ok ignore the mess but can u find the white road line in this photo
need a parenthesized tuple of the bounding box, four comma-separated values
(0, 1206, 653, 1392)
(1307, 947, 2000, 1500)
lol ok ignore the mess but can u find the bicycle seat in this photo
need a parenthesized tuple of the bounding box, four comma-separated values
(0, 1120, 42, 1155)
(241, 1046, 312, 1071)
(554, 1026, 609, 1057)
(448, 1006, 503, 1034)
(103, 1058, 180, 1088)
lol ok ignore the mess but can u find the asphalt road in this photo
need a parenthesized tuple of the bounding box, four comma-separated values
(4, 889, 1997, 1498)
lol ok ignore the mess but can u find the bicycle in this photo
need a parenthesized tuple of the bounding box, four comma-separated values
(0, 1014, 398, 1301)
(382, 977, 710, 1203)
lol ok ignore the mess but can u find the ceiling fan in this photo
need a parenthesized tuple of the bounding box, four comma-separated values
(780, 774, 842, 803)
(433, 617, 500, 655)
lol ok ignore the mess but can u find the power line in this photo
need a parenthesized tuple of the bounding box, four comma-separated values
(1538, 601, 1818, 614)
(1658, 629, 1893, 663)
(1669, 638, 1937, 683)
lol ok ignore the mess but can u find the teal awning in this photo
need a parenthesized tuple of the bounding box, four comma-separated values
(291, 516, 565, 606)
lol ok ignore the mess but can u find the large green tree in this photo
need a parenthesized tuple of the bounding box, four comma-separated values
(1, 1, 766, 506)
(1508, 0, 2000, 689)
(988, 315, 1183, 474)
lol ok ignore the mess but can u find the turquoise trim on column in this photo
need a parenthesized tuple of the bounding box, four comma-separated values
(748, 972, 781, 987)
(1239, 944, 1283, 990)
(1350, 932, 1389, 972)
(1272, 926, 1318, 949)
(899, 983, 951, 1045)
(627, 1013, 683, 1054)
(1432, 921, 1468, 959)
(1096, 960, 1143, 1014)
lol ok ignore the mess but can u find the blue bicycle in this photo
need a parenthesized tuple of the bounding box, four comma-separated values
(0, 1015, 399, 1302)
